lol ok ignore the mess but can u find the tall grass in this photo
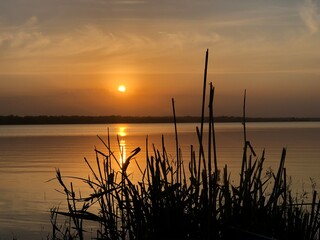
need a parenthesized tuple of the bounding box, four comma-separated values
(50, 50, 320, 240)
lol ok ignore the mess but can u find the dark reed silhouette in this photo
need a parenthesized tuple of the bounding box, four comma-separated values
(49, 50, 320, 240)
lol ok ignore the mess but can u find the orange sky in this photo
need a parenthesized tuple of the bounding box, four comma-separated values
(0, 0, 320, 117)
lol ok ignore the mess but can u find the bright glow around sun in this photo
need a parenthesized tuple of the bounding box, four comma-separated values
(118, 85, 126, 93)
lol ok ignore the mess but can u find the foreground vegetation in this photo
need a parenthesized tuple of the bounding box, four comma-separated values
(50, 51, 320, 240)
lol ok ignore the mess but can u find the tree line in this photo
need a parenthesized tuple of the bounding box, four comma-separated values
(0, 115, 319, 125)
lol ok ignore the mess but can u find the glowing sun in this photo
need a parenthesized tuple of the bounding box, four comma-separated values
(118, 85, 126, 93)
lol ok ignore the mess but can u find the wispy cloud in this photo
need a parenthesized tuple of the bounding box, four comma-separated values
(0, 17, 223, 73)
(299, 0, 320, 34)
(0, 16, 50, 55)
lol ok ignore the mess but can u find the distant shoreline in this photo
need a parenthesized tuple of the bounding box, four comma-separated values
(1, 115, 320, 125)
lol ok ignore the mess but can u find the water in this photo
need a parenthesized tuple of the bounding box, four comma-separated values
(0, 122, 320, 239)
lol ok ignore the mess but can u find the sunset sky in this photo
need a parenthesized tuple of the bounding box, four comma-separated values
(0, 0, 319, 117)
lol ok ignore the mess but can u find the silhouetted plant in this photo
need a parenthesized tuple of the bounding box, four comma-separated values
(50, 50, 320, 240)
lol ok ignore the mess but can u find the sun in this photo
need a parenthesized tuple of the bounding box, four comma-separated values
(118, 85, 126, 93)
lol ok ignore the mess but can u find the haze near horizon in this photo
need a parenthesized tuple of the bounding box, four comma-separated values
(0, 0, 320, 118)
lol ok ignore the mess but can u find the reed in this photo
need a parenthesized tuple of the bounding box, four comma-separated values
(50, 50, 320, 240)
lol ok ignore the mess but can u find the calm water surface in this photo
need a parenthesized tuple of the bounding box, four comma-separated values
(0, 122, 320, 239)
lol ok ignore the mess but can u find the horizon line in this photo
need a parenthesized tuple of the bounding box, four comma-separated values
(1, 115, 320, 125)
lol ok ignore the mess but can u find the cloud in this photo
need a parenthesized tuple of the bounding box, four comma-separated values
(0, 17, 51, 56)
(0, 15, 224, 73)
(299, 0, 320, 34)
(157, 31, 221, 51)
(24, 16, 38, 27)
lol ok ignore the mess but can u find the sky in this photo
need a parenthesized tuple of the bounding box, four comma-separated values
(0, 0, 320, 117)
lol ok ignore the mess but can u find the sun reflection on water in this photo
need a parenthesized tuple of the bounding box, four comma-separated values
(118, 127, 127, 137)
(119, 139, 126, 166)
(118, 126, 127, 166)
